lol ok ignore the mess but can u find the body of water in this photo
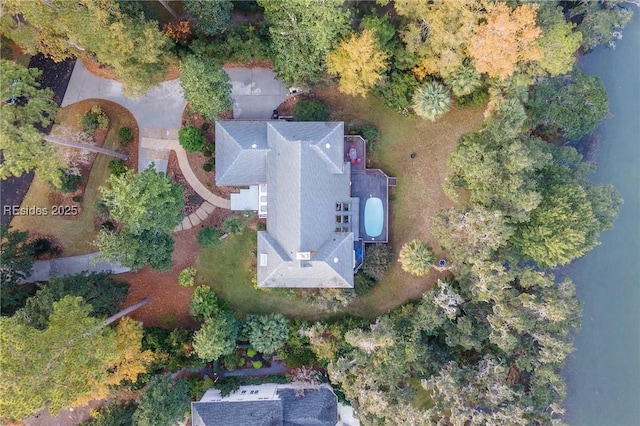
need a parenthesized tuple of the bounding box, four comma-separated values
(563, 6, 640, 425)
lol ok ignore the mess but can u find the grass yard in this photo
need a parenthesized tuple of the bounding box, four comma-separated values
(315, 86, 485, 317)
(196, 229, 332, 321)
(10, 100, 137, 256)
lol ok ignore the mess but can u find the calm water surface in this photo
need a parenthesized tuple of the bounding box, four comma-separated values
(563, 6, 640, 426)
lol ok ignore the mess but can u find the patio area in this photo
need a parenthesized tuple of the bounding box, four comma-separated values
(344, 135, 391, 244)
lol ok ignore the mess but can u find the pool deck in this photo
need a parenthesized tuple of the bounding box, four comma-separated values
(344, 135, 390, 244)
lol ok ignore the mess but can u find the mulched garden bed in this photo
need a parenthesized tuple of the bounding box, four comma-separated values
(275, 93, 312, 116)
(181, 107, 239, 199)
(167, 151, 202, 216)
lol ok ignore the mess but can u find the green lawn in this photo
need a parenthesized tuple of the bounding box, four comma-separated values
(10, 100, 137, 255)
(196, 86, 485, 320)
(196, 229, 332, 321)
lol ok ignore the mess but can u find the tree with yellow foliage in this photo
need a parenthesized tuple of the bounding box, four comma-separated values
(469, 2, 543, 80)
(395, 0, 485, 80)
(0, 297, 153, 422)
(326, 29, 389, 97)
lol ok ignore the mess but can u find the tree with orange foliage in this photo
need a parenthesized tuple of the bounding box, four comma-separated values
(326, 29, 389, 97)
(396, 0, 485, 80)
(469, 2, 543, 80)
(164, 21, 192, 43)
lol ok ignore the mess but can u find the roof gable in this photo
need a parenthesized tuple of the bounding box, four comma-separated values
(215, 121, 268, 185)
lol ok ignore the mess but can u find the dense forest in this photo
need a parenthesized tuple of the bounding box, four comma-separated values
(0, 0, 634, 424)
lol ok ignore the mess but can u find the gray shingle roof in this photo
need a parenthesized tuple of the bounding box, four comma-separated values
(278, 388, 338, 426)
(191, 387, 338, 426)
(215, 121, 354, 288)
(191, 400, 282, 426)
(215, 121, 269, 186)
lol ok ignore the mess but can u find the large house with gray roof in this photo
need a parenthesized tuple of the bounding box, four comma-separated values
(215, 121, 392, 289)
(191, 384, 338, 426)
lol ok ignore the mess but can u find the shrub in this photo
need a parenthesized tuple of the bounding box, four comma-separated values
(201, 122, 210, 131)
(222, 216, 244, 235)
(86, 400, 137, 426)
(54, 169, 83, 193)
(252, 360, 263, 369)
(458, 86, 489, 107)
(190, 24, 272, 65)
(178, 267, 197, 287)
(108, 159, 128, 176)
(292, 100, 329, 122)
(189, 285, 220, 319)
(178, 126, 206, 153)
(375, 71, 420, 113)
(31, 237, 61, 259)
(118, 126, 134, 145)
(197, 227, 223, 247)
(221, 353, 244, 371)
(247, 348, 257, 358)
(72, 195, 82, 202)
(80, 105, 109, 131)
(362, 244, 392, 281)
(361, 124, 380, 142)
(202, 162, 213, 172)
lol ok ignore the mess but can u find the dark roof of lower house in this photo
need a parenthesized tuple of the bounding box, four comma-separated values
(191, 400, 282, 426)
(278, 388, 338, 426)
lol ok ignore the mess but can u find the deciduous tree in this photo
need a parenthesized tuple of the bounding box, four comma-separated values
(0, 297, 119, 420)
(179, 55, 233, 120)
(243, 313, 290, 354)
(0, 59, 64, 185)
(531, 4, 582, 77)
(184, 0, 232, 37)
(469, 2, 543, 80)
(132, 375, 189, 426)
(192, 311, 239, 361)
(99, 166, 184, 234)
(527, 71, 609, 140)
(258, 0, 349, 85)
(396, 0, 484, 79)
(14, 272, 130, 330)
(326, 29, 388, 97)
(94, 229, 175, 271)
(0, 0, 172, 96)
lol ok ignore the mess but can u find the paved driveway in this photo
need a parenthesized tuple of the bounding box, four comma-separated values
(62, 60, 187, 130)
(224, 67, 289, 119)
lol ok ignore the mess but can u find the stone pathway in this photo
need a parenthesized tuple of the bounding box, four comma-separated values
(140, 128, 230, 231)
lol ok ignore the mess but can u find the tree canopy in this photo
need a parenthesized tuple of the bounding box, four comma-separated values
(99, 166, 184, 234)
(0, 59, 63, 185)
(326, 29, 388, 97)
(527, 71, 609, 140)
(179, 55, 233, 120)
(13, 272, 130, 330)
(0, 296, 151, 420)
(0, 0, 172, 96)
(243, 314, 290, 354)
(192, 311, 239, 361)
(184, 0, 233, 37)
(469, 2, 543, 80)
(258, 0, 350, 85)
(132, 375, 189, 426)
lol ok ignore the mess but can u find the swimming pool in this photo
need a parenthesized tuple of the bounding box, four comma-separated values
(364, 197, 383, 238)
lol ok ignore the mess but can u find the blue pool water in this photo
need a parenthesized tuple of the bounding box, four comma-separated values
(364, 197, 383, 238)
